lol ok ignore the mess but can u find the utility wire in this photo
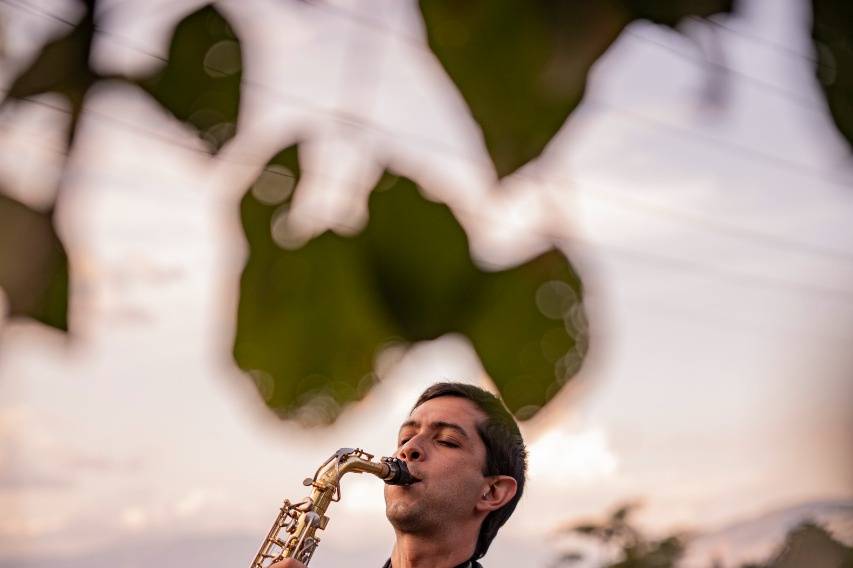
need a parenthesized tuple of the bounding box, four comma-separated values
(4, 66, 853, 272)
(2, 1, 853, 302)
(2, 0, 834, 116)
(588, 99, 853, 192)
(248, 0, 853, 192)
(3, 0, 847, 189)
(0, 0, 77, 27)
(6, 89, 853, 309)
(308, 0, 831, 116)
(623, 28, 826, 114)
(689, 15, 823, 67)
(15, 79, 853, 269)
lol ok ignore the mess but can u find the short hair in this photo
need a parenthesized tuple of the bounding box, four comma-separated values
(411, 382, 527, 561)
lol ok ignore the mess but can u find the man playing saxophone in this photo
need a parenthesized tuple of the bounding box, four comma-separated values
(272, 381, 528, 568)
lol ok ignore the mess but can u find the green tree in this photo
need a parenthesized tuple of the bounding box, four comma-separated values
(745, 521, 853, 568)
(554, 503, 687, 568)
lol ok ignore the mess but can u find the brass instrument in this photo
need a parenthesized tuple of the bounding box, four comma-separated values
(251, 448, 416, 567)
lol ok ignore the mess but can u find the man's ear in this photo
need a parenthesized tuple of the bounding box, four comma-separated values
(476, 475, 517, 513)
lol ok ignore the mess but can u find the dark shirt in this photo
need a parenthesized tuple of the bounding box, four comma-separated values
(382, 560, 481, 568)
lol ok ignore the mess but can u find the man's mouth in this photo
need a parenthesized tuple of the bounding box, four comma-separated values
(404, 469, 423, 484)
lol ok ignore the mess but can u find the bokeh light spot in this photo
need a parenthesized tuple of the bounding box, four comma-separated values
(535, 280, 577, 319)
(203, 40, 241, 77)
(203, 122, 236, 148)
(251, 165, 296, 206)
(515, 404, 541, 421)
(555, 348, 584, 383)
(540, 326, 572, 363)
(270, 205, 306, 249)
(564, 303, 589, 339)
(249, 369, 275, 402)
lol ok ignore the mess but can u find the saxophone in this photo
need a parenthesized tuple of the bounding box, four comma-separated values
(250, 448, 416, 567)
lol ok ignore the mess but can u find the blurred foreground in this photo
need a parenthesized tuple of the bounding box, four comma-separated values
(1, 0, 852, 567)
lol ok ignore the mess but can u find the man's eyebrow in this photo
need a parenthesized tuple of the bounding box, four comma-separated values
(398, 419, 470, 439)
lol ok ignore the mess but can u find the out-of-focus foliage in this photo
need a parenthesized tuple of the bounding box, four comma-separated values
(234, 146, 392, 425)
(742, 521, 853, 568)
(554, 503, 687, 567)
(0, 2, 241, 333)
(0, 194, 68, 330)
(137, 5, 242, 153)
(0, 1, 241, 153)
(2, 0, 849, 429)
(812, 0, 853, 149)
(234, 145, 587, 424)
(418, 0, 734, 178)
(557, 508, 853, 568)
(0, 0, 96, 146)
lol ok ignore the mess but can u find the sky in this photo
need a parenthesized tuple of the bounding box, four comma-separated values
(0, 0, 852, 567)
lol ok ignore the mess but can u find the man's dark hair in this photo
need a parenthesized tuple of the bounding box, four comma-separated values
(412, 381, 527, 561)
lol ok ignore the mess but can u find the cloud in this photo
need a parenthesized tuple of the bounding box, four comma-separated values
(528, 427, 619, 484)
(0, 533, 258, 568)
(0, 405, 142, 480)
(0, 464, 71, 490)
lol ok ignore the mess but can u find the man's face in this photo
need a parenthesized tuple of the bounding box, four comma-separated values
(384, 396, 490, 534)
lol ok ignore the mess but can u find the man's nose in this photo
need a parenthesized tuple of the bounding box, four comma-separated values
(398, 437, 424, 462)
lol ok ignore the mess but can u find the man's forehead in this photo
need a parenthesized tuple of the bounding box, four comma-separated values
(403, 396, 486, 432)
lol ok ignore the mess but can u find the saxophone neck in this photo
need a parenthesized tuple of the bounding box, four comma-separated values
(316, 448, 416, 487)
(311, 448, 415, 503)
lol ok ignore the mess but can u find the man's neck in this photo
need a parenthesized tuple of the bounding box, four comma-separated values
(390, 528, 478, 568)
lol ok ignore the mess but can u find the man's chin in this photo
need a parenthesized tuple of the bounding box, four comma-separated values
(386, 503, 426, 533)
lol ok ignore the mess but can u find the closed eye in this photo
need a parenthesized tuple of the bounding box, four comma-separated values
(437, 440, 459, 448)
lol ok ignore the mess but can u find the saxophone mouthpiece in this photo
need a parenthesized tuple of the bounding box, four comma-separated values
(381, 457, 418, 486)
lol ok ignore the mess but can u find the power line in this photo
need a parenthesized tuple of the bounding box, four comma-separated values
(4, 74, 853, 267)
(0, 0, 169, 62)
(689, 15, 823, 67)
(93, 27, 168, 63)
(299, 0, 426, 53)
(560, 174, 853, 265)
(264, 189, 853, 307)
(291, 0, 853, 193)
(558, 230, 853, 306)
(629, 294, 851, 347)
(4, 58, 853, 273)
(0, 0, 77, 27)
(2, 0, 834, 118)
(623, 28, 826, 115)
(587, 99, 853, 193)
(308, 0, 831, 116)
(2, 4, 853, 298)
(3, 2, 852, 393)
(4, 0, 846, 189)
(6, 92, 853, 307)
(252, 1, 853, 193)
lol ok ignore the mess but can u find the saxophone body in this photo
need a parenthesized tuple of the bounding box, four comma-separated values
(251, 448, 415, 567)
